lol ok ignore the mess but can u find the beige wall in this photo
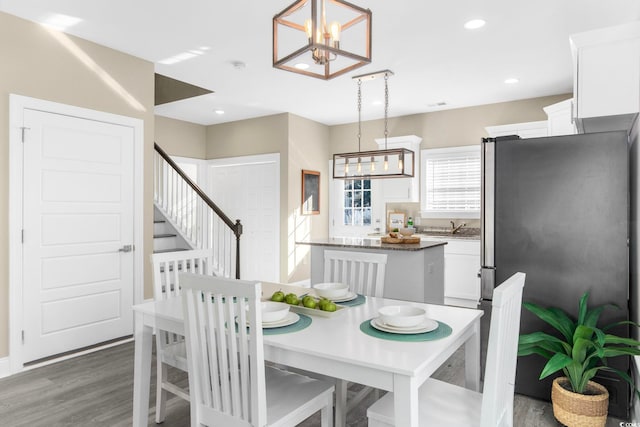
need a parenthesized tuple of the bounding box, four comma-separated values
(287, 114, 330, 282)
(0, 12, 155, 358)
(329, 94, 571, 154)
(206, 114, 290, 281)
(204, 113, 330, 283)
(155, 116, 207, 159)
(203, 96, 572, 282)
(329, 94, 571, 228)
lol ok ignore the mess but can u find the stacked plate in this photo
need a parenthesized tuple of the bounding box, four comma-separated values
(313, 282, 358, 303)
(262, 312, 300, 329)
(371, 305, 438, 334)
(246, 302, 301, 329)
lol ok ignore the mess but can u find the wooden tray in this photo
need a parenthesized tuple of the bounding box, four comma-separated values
(381, 236, 420, 244)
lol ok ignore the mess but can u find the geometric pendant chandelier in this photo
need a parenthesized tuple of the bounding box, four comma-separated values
(333, 70, 415, 179)
(273, 0, 372, 80)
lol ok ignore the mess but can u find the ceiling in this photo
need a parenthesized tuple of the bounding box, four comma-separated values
(2, 0, 640, 126)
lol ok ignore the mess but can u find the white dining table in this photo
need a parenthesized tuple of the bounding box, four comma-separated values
(132, 283, 483, 427)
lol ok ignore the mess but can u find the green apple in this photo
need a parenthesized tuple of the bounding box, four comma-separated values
(284, 293, 299, 305)
(322, 302, 337, 312)
(302, 295, 317, 309)
(271, 290, 285, 302)
(318, 298, 330, 310)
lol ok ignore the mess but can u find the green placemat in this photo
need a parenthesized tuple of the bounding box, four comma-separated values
(337, 294, 366, 307)
(263, 313, 312, 335)
(359, 318, 452, 342)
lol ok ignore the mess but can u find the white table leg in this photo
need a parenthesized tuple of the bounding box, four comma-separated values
(465, 319, 481, 391)
(335, 379, 347, 427)
(393, 375, 419, 427)
(133, 311, 153, 427)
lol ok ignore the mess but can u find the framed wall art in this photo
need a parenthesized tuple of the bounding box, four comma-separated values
(301, 169, 320, 215)
(387, 211, 406, 231)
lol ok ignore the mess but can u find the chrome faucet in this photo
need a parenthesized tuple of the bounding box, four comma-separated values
(450, 221, 466, 234)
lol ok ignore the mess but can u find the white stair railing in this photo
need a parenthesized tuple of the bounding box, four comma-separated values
(153, 143, 242, 279)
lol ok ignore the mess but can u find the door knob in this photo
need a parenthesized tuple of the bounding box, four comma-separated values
(118, 244, 133, 253)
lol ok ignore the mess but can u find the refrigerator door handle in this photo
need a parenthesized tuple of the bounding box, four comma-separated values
(480, 266, 496, 300)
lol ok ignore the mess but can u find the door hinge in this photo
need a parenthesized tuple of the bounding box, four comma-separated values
(21, 330, 24, 344)
(20, 127, 30, 143)
(21, 229, 24, 243)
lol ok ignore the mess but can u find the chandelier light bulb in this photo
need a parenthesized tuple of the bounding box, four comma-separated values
(384, 155, 389, 171)
(330, 21, 341, 42)
(398, 153, 404, 170)
(370, 156, 375, 172)
(345, 158, 350, 174)
(357, 157, 362, 173)
(304, 19, 313, 40)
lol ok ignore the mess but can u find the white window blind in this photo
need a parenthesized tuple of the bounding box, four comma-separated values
(421, 146, 481, 218)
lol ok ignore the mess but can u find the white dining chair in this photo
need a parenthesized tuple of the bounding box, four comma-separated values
(180, 273, 335, 427)
(323, 250, 388, 297)
(367, 271, 526, 427)
(151, 249, 213, 423)
(323, 250, 388, 415)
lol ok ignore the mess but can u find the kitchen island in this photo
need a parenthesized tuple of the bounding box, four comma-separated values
(297, 237, 446, 304)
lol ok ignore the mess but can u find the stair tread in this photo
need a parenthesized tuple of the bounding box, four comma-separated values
(154, 220, 165, 224)
(153, 248, 190, 254)
(154, 233, 177, 238)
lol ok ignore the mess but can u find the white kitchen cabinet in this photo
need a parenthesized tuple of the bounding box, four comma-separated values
(421, 237, 480, 307)
(570, 22, 640, 133)
(485, 121, 548, 139)
(375, 135, 422, 203)
(543, 99, 577, 136)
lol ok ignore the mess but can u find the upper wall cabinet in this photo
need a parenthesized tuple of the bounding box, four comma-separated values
(543, 99, 577, 136)
(375, 135, 422, 202)
(570, 22, 640, 133)
(485, 121, 548, 139)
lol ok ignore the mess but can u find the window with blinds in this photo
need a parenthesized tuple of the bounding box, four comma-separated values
(420, 145, 481, 218)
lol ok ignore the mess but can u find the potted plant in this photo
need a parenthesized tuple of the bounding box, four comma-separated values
(518, 292, 640, 427)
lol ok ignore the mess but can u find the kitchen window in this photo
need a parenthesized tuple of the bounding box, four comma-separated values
(420, 145, 481, 218)
(343, 179, 372, 226)
(330, 173, 383, 237)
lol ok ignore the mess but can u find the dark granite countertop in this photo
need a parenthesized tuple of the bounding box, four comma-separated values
(296, 237, 447, 251)
(366, 228, 481, 241)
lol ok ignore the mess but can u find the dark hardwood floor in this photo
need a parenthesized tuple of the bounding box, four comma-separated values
(0, 341, 626, 426)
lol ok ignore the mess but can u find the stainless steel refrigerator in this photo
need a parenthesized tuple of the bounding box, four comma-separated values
(480, 131, 630, 419)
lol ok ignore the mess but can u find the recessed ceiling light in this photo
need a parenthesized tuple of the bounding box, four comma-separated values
(215, 110, 225, 115)
(294, 63, 310, 70)
(504, 78, 519, 84)
(464, 19, 486, 30)
(230, 61, 246, 70)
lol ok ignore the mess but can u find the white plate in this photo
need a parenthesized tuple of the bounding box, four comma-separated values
(262, 312, 299, 329)
(331, 291, 358, 303)
(370, 317, 438, 334)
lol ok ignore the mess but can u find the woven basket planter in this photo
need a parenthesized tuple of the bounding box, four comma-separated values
(551, 377, 609, 427)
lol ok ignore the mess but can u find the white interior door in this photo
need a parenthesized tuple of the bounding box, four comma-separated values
(208, 156, 279, 282)
(22, 109, 135, 363)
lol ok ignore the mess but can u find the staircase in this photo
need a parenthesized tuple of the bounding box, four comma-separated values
(153, 143, 242, 279)
(153, 207, 191, 253)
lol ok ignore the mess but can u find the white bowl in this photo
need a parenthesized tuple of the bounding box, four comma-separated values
(399, 227, 416, 236)
(378, 305, 426, 328)
(261, 301, 290, 323)
(313, 282, 349, 299)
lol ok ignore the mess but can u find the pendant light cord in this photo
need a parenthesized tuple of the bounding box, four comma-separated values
(384, 72, 389, 149)
(357, 79, 362, 152)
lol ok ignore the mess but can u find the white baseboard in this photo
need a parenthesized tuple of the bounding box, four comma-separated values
(0, 356, 11, 379)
